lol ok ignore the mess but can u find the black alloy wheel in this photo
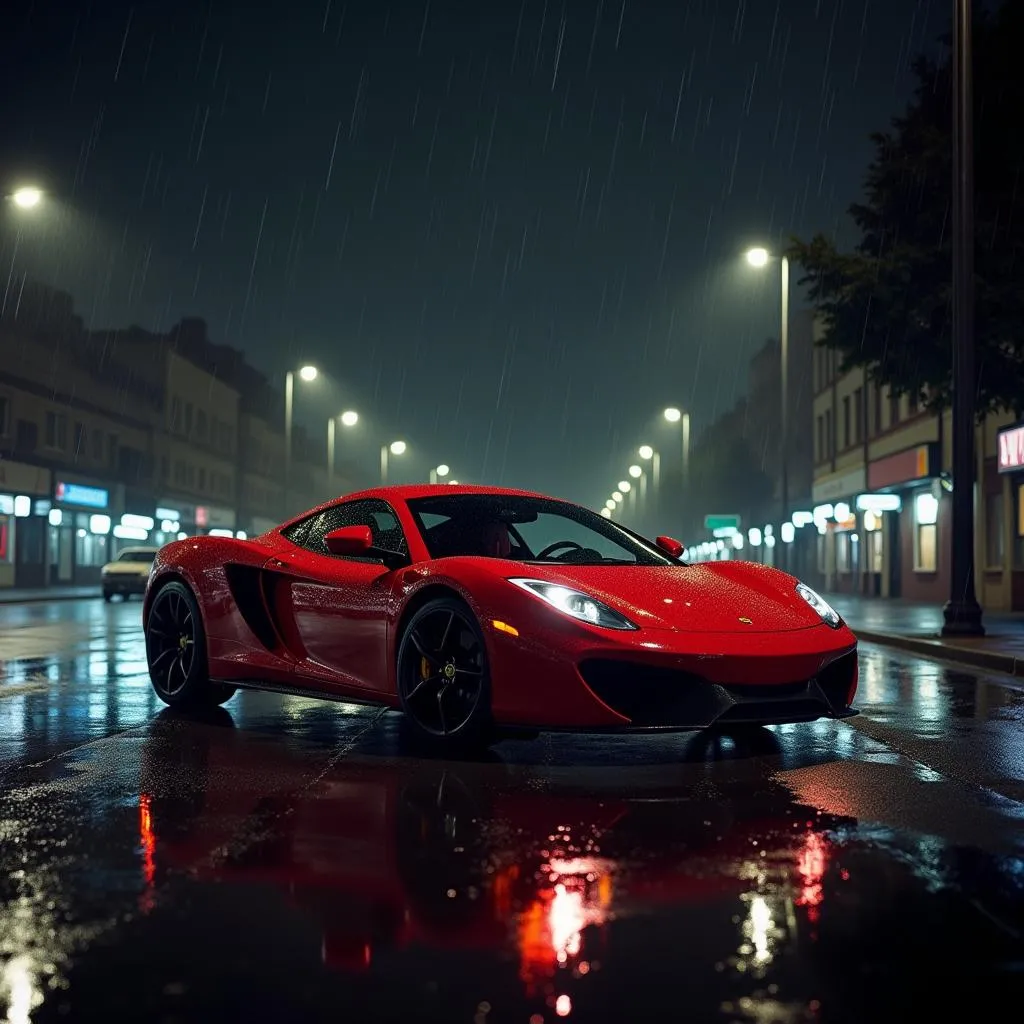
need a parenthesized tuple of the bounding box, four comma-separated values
(397, 597, 492, 746)
(146, 580, 235, 708)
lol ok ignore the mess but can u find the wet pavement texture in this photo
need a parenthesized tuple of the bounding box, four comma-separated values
(1, 599, 1024, 1022)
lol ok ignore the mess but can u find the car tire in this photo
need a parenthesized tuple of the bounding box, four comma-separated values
(396, 596, 494, 749)
(145, 580, 236, 709)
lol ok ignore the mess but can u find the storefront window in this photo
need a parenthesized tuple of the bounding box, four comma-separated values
(0, 515, 11, 563)
(914, 491, 939, 573)
(866, 527, 884, 574)
(985, 492, 1004, 569)
(836, 532, 851, 573)
(1014, 484, 1024, 570)
(74, 513, 110, 567)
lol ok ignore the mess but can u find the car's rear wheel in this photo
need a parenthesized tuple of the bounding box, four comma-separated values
(146, 581, 236, 708)
(396, 597, 493, 747)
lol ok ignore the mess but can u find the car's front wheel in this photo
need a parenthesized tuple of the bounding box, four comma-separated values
(396, 597, 493, 748)
(145, 580, 236, 708)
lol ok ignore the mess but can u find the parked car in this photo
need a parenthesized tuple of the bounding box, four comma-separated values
(101, 546, 159, 601)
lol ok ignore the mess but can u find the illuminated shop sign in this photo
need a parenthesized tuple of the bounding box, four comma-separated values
(55, 481, 109, 509)
(997, 424, 1024, 474)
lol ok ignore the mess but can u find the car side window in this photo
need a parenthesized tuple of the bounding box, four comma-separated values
(302, 499, 410, 562)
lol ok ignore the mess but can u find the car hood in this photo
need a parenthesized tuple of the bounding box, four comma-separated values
(102, 561, 153, 574)
(469, 558, 827, 633)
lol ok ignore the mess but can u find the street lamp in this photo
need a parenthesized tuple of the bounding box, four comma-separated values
(745, 245, 791, 569)
(10, 186, 43, 210)
(745, 246, 769, 268)
(662, 407, 692, 489)
(943, 0, 984, 635)
(430, 463, 450, 484)
(381, 440, 407, 483)
(628, 465, 642, 478)
(327, 410, 359, 492)
(284, 364, 319, 515)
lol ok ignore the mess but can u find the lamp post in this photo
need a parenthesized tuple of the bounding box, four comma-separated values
(284, 364, 319, 515)
(943, 0, 984, 635)
(326, 410, 359, 492)
(380, 440, 407, 484)
(746, 246, 791, 571)
(430, 464, 450, 484)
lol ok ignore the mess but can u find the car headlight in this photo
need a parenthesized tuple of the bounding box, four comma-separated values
(508, 578, 638, 630)
(795, 582, 842, 628)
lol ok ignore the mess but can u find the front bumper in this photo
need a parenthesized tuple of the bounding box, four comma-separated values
(102, 576, 149, 595)
(488, 622, 859, 731)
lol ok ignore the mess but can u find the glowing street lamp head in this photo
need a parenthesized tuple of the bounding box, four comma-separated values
(435, 464, 450, 477)
(618, 480, 630, 492)
(339, 410, 359, 427)
(663, 407, 682, 423)
(745, 246, 770, 268)
(298, 365, 318, 382)
(600, 508, 612, 518)
(612, 491, 623, 503)
(628, 464, 642, 478)
(390, 440, 407, 456)
(604, 499, 616, 511)
(638, 445, 654, 460)
(12, 186, 42, 209)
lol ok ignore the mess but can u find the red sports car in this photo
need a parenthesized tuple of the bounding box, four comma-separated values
(142, 484, 858, 745)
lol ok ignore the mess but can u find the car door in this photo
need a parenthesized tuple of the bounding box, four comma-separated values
(266, 499, 409, 694)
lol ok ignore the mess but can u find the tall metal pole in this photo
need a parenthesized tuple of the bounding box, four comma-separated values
(327, 417, 335, 492)
(780, 255, 791, 573)
(284, 371, 294, 517)
(943, 0, 985, 635)
(380, 444, 388, 484)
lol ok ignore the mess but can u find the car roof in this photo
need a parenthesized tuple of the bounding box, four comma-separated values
(277, 484, 577, 531)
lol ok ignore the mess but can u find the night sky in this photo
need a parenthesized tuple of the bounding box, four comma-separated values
(1, 0, 941, 504)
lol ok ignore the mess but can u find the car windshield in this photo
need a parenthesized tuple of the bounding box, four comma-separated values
(407, 495, 680, 566)
(117, 549, 156, 563)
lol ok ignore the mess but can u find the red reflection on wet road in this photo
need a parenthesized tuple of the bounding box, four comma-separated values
(517, 854, 613, 995)
(796, 830, 828, 927)
(139, 792, 156, 913)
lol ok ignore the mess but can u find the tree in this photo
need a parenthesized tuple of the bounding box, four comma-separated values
(787, 0, 1024, 418)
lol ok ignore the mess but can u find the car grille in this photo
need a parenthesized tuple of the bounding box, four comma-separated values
(578, 652, 857, 729)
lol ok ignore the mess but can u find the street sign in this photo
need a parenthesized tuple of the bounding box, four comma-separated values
(704, 514, 741, 531)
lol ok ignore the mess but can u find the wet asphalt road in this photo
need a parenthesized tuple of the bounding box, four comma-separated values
(1, 599, 1023, 1023)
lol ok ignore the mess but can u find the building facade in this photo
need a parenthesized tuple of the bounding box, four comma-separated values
(684, 310, 1024, 611)
(0, 285, 355, 592)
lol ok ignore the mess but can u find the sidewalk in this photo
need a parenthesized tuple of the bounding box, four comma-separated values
(826, 593, 1024, 679)
(0, 585, 100, 605)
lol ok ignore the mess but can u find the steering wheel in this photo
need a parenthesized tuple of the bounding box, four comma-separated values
(536, 540, 584, 560)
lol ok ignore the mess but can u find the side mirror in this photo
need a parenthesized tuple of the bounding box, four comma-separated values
(655, 535, 684, 559)
(324, 525, 373, 556)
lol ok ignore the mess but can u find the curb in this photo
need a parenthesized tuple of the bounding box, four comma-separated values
(0, 592, 99, 606)
(854, 627, 1024, 678)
